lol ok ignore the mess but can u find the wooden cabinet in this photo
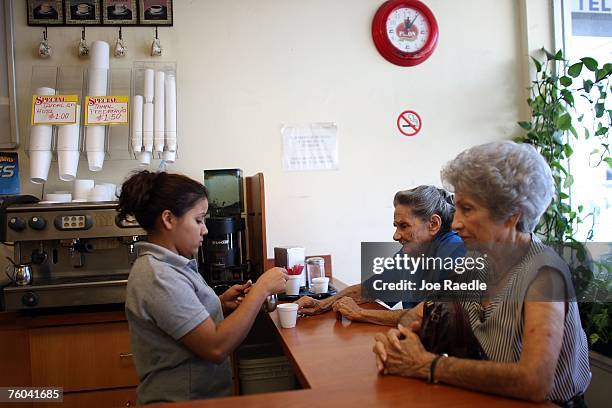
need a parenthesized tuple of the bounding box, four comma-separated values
(29, 322, 138, 392)
(0, 314, 139, 407)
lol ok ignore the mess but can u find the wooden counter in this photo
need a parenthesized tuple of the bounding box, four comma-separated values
(152, 278, 550, 408)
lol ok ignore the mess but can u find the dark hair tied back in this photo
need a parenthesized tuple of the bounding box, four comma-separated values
(118, 170, 208, 231)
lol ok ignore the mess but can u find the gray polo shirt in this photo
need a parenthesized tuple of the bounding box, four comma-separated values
(125, 242, 232, 405)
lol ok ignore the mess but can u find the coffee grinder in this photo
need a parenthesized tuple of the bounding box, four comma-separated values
(199, 169, 251, 292)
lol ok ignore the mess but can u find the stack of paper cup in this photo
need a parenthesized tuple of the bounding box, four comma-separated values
(29, 87, 55, 184)
(57, 105, 81, 181)
(131, 95, 144, 156)
(73, 179, 94, 202)
(141, 101, 154, 166)
(164, 74, 177, 163)
(154, 70, 165, 153)
(86, 41, 109, 172)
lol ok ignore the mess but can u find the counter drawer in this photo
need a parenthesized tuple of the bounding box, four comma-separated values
(35, 387, 137, 408)
(30, 322, 138, 392)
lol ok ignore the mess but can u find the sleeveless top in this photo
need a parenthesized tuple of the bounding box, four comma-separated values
(461, 235, 591, 402)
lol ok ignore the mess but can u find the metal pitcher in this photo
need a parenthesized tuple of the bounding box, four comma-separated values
(5, 257, 32, 286)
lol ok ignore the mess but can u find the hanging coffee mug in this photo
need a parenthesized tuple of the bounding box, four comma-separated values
(38, 39, 52, 58)
(78, 38, 89, 57)
(150, 38, 162, 57)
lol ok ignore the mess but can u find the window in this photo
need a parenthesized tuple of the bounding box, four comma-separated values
(554, 0, 612, 242)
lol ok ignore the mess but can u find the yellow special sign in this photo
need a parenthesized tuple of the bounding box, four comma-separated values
(31, 95, 79, 125)
(85, 96, 129, 125)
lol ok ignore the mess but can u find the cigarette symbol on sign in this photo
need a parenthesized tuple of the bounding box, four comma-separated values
(397, 110, 422, 137)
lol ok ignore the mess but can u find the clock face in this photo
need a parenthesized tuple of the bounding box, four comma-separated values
(371, 0, 439, 67)
(385, 7, 430, 54)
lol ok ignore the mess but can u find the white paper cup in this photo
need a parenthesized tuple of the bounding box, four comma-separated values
(139, 151, 152, 166)
(58, 150, 80, 181)
(312, 277, 329, 294)
(29, 125, 53, 151)
(90, 41, 110, 70)
(89, 185, 110, 202)
(277, 303, 298, 329)
(87, 151, 105, 172)
(45, 193, 72, 203)
(73, 179, 94, 200)
(285, 275, 301, 296)
(101, 183, 117, 201)
(162, 150, 176, 163)
(30, 150, 53, 184)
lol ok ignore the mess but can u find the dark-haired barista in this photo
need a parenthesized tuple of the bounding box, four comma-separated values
(119, 170, 288, 404)
(296, 185, 465, 325)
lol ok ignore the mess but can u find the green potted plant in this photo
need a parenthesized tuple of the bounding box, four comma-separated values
(514, 48, 611, 356)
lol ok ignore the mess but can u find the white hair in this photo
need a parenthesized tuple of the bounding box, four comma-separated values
(440, 141, 554, 233)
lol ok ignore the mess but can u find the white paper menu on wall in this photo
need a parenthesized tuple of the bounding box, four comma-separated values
(281, 123, 339, 171)
(0, 0, 18, 148)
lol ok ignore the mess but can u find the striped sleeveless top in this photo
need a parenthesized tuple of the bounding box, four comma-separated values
(461, 235, 591, 402)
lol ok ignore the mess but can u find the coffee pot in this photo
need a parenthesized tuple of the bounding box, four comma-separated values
(5, 257, 32, 286)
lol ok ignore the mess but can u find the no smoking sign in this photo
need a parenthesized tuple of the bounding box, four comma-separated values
(397, 110, 422, 137)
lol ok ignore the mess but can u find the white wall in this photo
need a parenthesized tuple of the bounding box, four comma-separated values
(9, 0, 552, 284)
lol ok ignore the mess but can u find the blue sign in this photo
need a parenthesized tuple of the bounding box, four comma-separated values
(0, 152, 20, 195)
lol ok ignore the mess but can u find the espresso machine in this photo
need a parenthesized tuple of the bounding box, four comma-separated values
(200, 169, 252, 292)
(0, 199, 146, 311)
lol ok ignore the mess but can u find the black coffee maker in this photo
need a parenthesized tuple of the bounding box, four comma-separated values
(199, 169, 251, 293)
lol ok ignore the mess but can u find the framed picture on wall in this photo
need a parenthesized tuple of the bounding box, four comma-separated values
(138, 0, 173, 26)
(102, 0, 137, 25)
(64, 0, 101, 25)
(27, 0, 64, 26)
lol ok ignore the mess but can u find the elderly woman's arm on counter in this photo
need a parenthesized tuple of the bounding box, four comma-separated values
(375, 301, 565, 402)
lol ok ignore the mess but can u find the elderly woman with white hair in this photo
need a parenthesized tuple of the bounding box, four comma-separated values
(373, 141, 591, 407)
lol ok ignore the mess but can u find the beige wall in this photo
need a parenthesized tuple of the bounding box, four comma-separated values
(9, 0, 552, 284)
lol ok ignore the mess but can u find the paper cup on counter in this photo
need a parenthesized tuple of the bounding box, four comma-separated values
(30, 150, 53, 184)
(101, 183, 117, 201)
(73, 179, 94, 200)
(312, 277, 329, 294)
(58, 150, 80, 181)
(277, 303, 298, 329)
(285, 275, 301, 296)
(88, 185, 110, 202)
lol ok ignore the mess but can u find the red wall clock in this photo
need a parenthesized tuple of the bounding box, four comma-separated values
(372, 0, 439, 67)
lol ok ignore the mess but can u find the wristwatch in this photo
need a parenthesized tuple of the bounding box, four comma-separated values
(428, 353, 448, 384)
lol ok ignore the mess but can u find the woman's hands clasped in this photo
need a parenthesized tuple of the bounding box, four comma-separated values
(373, 321, 435, 379)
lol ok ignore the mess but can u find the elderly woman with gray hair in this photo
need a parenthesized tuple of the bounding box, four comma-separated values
(373, 142, 591, 407)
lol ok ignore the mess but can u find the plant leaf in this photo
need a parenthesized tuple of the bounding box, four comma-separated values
(554, 49, 564, 60)
(563, 174, 574, 188)
(569, 125, 578, 139)
(564, 143, 574, 157)
(560, 76, 573, 86)
(556, 113, 572, 131)
(595, 126, 608, 136)
(596, 68, 608, 82)
(562, 89, 575, 106)
(518, 121, 532, 130)
(595, 102, 605, 118)
(604, 157, 612, 168)
(531, 56, 542, 72)
(581, 57, 598, 71)
(568, 62, 583, 78)
(583, 79, 593, 93)
(543, 48, 557, 61)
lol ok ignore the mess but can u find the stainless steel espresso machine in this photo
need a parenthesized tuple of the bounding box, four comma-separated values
(0, 200, 146, 311)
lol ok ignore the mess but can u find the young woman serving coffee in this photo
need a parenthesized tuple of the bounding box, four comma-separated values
(119, 170, 288, 405)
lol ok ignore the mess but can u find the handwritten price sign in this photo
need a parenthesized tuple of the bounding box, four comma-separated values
(85, 96, 129, 125)
(31, 95, 78, 125)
